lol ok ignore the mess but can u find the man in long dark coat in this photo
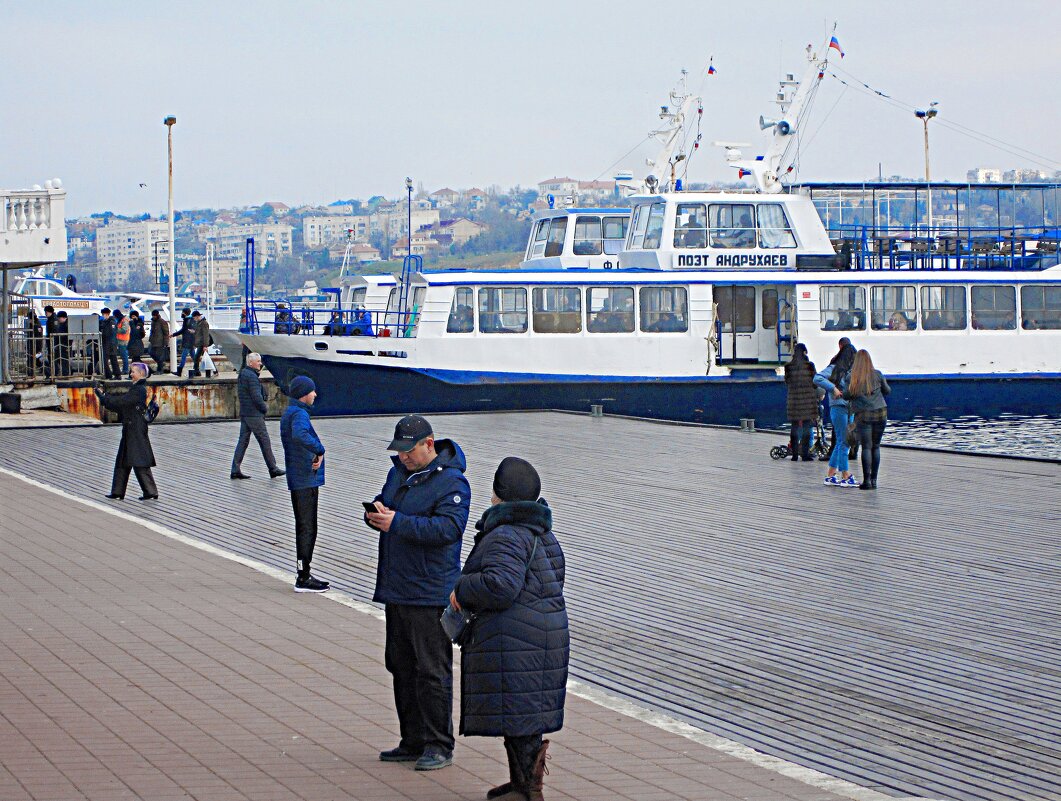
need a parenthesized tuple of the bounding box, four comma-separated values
(95, 362, 158, 500)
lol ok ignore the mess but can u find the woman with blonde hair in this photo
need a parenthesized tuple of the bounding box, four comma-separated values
(844, 350, 890, 490)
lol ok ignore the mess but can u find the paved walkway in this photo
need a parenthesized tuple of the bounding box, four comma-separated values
(0, 470, 851, 801)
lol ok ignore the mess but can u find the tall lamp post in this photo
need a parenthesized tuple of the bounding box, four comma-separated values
(164, 115, 177, 373)
(405, 177, 413, 255)
(915, 102, 938, 232)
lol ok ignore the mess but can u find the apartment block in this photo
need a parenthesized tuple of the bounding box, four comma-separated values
(201, 223, 293, 261)
(95, 220, 169, 287)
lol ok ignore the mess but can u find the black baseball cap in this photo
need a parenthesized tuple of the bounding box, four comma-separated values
(387, 414, 433, 452)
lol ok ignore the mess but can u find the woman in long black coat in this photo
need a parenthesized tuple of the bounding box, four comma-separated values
(95, 362, 158, 500)
(450, 457, 568, 801)
(784, 342, 820, 461)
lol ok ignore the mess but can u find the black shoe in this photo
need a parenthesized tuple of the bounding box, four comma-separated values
(269, 468, 286, 478)
(294, 575, 329, 593)
(230, 471, 251, 480)
(859, 482, 875, 490)
(138, 494, 159, 501)
(414, 747, 453, 771)
(105, 493, 124, 500)
(379, 746, 422, 763)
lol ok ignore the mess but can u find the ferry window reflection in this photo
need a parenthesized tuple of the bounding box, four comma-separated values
(643, 203, 666, 249)
(603, 216, 628, 255)
(544, 217, 567, 258)
(447, 286, 475, 333)
(640, 287, 688, 332)
(820, 285, 866, 331)
(478, 287, 527, 333)
(1020, 285, 1061, 330)
(586, 286, 634, 333)
(532, 287, 582, 333)
(762, 289, 778, 329)
(871, 286, 917, 331)
(673, 204, 707, 249)
(529, 220, 550, 259)
(710, 204, 756, 249)
(970, 285, 1016, 330)
(629, 205, 650, 249)
(920, 286, 966, 330)
(573, 216, 603, 256)
(758, 204, 796, 248)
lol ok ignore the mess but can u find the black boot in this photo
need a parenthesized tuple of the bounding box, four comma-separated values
(487, 740, 519, 799)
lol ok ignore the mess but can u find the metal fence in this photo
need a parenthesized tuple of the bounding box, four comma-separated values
(6, 329, 103, 382)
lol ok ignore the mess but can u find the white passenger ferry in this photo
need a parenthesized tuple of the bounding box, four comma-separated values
(243, 38, 1061, 427)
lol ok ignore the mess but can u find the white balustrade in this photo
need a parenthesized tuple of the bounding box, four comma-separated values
(0, 180, 67, 265)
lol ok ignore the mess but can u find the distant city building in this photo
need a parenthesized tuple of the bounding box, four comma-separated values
(392, 231, 441, 258)
(328, 241, 381, 264)
(538, 177, 579, 197)
(372, 205, 440, 238)
(967, 167, 1003, 183)
(463, 188, 488, 210)
(201, 223, 293, 261)
(302, 215, 370, 249)
(430, 188, 460, 208)
(418, 217, 486, 246)
(1002, 168, 1052, 182)
(262, 201, 290, 214)
(95, 219, 169, 287)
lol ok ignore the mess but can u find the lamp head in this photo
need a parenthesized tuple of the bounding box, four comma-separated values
(164, 115, 176, 127)
(405, 177, 413, 191)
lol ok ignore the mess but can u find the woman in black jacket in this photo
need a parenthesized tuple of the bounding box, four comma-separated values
(844, 349, 891, 490)
(95, 362, 158, 500)
(783, 343, 819, 461)
(450, 457, 569, 801)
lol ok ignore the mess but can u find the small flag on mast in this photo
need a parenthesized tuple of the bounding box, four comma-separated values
(829, 35, 845, 58)
(707, 57, 716, 75)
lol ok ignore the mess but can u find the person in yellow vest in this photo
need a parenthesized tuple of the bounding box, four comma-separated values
(115, 310, 132, 377)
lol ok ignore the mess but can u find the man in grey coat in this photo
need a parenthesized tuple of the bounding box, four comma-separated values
(231, 352, 285, 480)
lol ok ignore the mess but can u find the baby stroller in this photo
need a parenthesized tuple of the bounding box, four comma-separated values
(770, 402, 831, 461)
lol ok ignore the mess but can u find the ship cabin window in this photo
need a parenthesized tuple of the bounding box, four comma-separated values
(820, 286, 866, 331)
(573, 217, 603, 255)
(920, 286, 966, 330)
(350, 287, 367, 306)
(871, 286, 917, 331)
(971, 285, 1016, 330)
(629, 204, 649, 248)
(640, 286, 688, 332)
(528, 219, 550, 259)
(673, 204, 708, 249)
(761, 289, 778, 329)
(532, 287, 582, 333)
(446, 286, 475, 333)
(478, 287, 527, 333)
(643, 203, 666, 249)
(586, 286, 635, 332)
(757, 204, 797, 248)
(603, 216, 629, 255)
(710, 204, 756, 249)
(545, 217, 567, 257)
(1020, 285, 1061, 330)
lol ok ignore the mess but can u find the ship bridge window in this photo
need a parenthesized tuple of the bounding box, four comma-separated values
(971, 285, 1015, 330)
(478, 286, 527, 333)
(545, 217, 567, 257)
(629, 204, 649, 248)
(1020, 285, 1061, 329)
(921, 286, 967, 330)
(673, 204, 708, 249)
(528, 220, 550, 259)
(603, 216, 628, 255)
(586, 286, 634, 332)
(446, 286, 475, 333)
(643, 203, 666, 249)
(532, 287, 582, 333)
(758, 204, 797, 248)
(871, 286, 917, 330)
(640, 286, 688, 332)
(710, 204, 756, 249)
(820, 285, 866, 331)
(573, 217, 603, 255)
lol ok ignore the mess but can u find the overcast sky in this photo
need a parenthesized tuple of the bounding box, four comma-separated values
(5, 0, 1059, 216)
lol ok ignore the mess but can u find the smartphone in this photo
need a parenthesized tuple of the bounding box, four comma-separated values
(362, 501, 378, 514)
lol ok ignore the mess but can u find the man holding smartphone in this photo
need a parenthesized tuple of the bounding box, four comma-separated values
(365, 414, 470, 771)
(280, 375, 329, 593)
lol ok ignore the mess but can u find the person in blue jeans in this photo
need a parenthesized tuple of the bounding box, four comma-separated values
(169, 308, 197, 377)
(814, 338, 858, 488)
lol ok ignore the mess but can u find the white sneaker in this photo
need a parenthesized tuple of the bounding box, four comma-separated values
(840, 476, 859, 488)
(824, 475, 841, 486)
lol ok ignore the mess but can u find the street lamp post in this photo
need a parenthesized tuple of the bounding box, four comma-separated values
(164, 115, 177, 373)
(405, 177, 413, 255)
(915, 102, 938, 232)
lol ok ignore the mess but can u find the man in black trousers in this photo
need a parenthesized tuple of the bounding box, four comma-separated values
(231, 352, 284, 480)
(96, 362, 158, 501)
(99, 307, 121, 380)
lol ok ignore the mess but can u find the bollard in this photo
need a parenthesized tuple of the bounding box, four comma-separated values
(590, 404, 603, 418)
(739, 417, 755, 432)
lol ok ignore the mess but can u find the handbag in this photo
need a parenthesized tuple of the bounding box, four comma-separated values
(141, 390, 160, 424)
(442, 536, 539, 647)
(845, 418, 859, 447)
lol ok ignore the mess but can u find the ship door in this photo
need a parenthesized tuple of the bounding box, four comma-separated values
(713, 285, 757, 363)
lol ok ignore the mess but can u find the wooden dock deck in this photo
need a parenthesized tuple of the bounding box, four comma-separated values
(2, 411, 1058, 801)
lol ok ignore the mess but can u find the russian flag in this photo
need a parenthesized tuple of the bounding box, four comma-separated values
(707, 58, 716, 75)
(829, 35, 845, 58)
(737, 168, 751, 179)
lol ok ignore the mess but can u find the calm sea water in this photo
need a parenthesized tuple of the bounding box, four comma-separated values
(885, 414, 1061, 461)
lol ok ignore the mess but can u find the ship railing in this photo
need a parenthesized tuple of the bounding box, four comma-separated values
(828, 224, 1060, 271)
(245, 301, 422, 340)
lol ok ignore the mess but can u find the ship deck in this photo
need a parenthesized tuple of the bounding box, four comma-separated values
(1, 411, 1058, 801)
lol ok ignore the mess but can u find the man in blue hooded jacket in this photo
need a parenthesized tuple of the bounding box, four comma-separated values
(366, 414, 470, 772)
(280, 375, 329, 593)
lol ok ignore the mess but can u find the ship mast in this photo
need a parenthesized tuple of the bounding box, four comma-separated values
(632, 70, 699, 194)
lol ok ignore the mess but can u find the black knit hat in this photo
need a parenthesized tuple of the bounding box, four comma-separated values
(492, 457, 541, 502)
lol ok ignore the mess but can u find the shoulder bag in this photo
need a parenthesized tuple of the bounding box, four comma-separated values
(141, 390, 160, 424)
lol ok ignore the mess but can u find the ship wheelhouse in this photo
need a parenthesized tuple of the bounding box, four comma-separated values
(521, 208, 631, 270)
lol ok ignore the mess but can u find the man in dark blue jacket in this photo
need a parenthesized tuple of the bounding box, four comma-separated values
(280, 375, 329, 593)
(366, 414, 470, 772)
